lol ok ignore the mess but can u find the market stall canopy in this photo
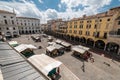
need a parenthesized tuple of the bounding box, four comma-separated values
(61, 42, 71, 47)
(78, 45, 90, 51)
(8, 41, 18, 47)
(48, 42, 56, 46)
(56, 39, 62, 44)
(28, 54, 62, 75)
(72, 47, 86, 54)
(46, 46, 56, 52)
(14, 44, 37, 52)
(53, 44, 64, 50)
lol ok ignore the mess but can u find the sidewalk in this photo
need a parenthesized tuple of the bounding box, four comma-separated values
(59, 64, 80, 80)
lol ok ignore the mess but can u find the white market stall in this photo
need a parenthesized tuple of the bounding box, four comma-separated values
(72, 47, 92, 60)
(53, 44, 64, 55)
(56, 39, 62, 44)
(15, 44, 37, 58)
(8, 41, 18, 47)
(61, 42, 71, 51)
(48, 42, 56, 46)
(46, 46, 57, 56)
(28, 54, 62, 78)
(78, 45, 90, 51)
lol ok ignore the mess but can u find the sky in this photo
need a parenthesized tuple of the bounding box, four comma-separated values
(0, 0, 120, 23)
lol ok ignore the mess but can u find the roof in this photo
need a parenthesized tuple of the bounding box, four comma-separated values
(15, 44, 37, 52)
(0, 10, 15, 14)
(8, 41, 18, 46)
(48, 42, 56, 45)
(56, 39, 62, 44)
(72, 47, 86, 54)
(46, 46, 56, 52)
(78, 45, 90, 51)
(0, 41, 48, 80)
(53, 44, 64, 50)
(17, 17, 39, 20)
(28, 54, 62, 75)
(61, 42, 71, 47)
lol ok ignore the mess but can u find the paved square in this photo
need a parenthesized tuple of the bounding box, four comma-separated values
(11, 34, 120, 80)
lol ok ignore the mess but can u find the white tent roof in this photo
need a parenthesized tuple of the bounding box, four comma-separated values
(61, 42, 71, 47)
(56, 39, 62, 44)
(46, 46, 56, 52)
(8, 41, 18, 45)
(48, 42, 56, 45)
(28, 54, 62, 75)
(78, 45, 90, 51)
(72, 47, 86, 54)
(15, 44, 37, 52)
(53, 44, 64, 50)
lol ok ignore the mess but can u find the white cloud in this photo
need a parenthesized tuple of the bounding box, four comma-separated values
(0, 0, 112, 24)
(38, 0, 43, 3)
(58, 4, 61, 8)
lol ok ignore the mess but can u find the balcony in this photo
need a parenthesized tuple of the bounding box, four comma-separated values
(108, 34, 120, 38)
(109, 31, 120, 38)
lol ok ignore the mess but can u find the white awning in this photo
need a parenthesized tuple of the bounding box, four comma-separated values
(56, 39, 62, 44)
(53, 44, 64, 50)
(46, 46, 56, 52)
(72, 47, 86, 54)
(48, 42, 56, 46)
(8, 41, 18, 45)
(61, 42, 71, 47)
(78, 45, 90, 51)
(28, 54, 62, 75)
(15, 44, 37, 52)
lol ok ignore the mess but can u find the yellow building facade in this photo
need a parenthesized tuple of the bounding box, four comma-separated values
(67, 6, 120, 50)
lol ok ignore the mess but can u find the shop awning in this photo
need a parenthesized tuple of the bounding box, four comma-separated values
(56, 39, 62, 44)
(61, 42, 71, 47)
(15, 44, 37, 52)
(27, 54, 62, 75)
(46, 46, 56, 52)
(72, 47, 86, 54)
(53, 44, 64, 50)
(8, 41, 18, 47)
(48, 42, 56, 46)
(78, 45, 90, 51)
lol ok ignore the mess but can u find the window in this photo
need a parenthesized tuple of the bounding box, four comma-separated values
(86, 31, 90, 36)
(13, 27, 15, 30)
(79, 30, 82, 35)
(95, 32, 100, 37)
(69, 30, 72, 33)
(74, 25, 77, 28)
(4, 20, 7, 24)
(25, 23, 26, 26)
(3, 16, 6, 18)
(103, 32, 107, 39)
(74, 30, 77, 34)
(11, 16, 13, 18)
(12, 20, 14, 24)
(70, 25, 72, 28)
(118, 21, 120, 25)
(0, 28, 1, 30)
(100, 19, 102, 22)
(6, 27, 9, 30)
(94, 24, 97, 29)
(89, 25, 91, 29)
(107, 18, 110, 21)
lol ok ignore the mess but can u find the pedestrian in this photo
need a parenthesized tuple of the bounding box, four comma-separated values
(81, 61, 85, 72)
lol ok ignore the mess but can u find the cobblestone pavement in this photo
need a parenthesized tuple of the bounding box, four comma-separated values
(11, 34, 120, 80)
